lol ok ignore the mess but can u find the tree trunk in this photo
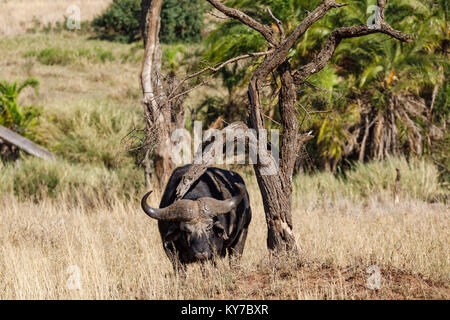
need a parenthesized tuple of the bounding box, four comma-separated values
(141, 0, 184, 190)
(247, 61, 300, 254)
(161, 0, 412, 257)
(359, 116, 372, 162)
(253, 170, 297, 252)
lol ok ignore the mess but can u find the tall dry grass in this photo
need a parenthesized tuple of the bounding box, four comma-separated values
(0, 0, 112, 36)
(0, 24, 448, 300)
(0, 158, 448, 299)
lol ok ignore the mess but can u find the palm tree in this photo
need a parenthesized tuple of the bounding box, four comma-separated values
(298, 0, 447, 170)
(0, 78, 40, 137)
(201, 0, 447, 171)
(331, 0, 446, 161)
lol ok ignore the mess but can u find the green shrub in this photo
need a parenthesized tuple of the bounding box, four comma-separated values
(36, 100, 141, 169)
(0, 78, 40, 138)
(92, 0, 205, 44)
(160, 0, 205, 44)
(35, 48, 74, 66)
(93, 47, 115, 63)
(92, 0, 141, 43)
(0, 157, 144, 203)
(162, 44, 186, 72)
(24, 47, 115, 66)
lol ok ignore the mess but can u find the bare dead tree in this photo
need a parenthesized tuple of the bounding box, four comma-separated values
(141, 0, 412, 256)
(140, 0, 185, 190)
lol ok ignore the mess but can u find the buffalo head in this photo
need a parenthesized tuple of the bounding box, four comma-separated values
(141, 184, 245, 262)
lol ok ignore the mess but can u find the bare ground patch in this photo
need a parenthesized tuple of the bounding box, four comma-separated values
(215, 263, 450, 300)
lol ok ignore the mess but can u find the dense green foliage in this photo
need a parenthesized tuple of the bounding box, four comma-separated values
(92, 0, 205, 43)
(92, 0, 141, 43)
(160, 0, 206, 43)
(0, 78, 40, 138)
(198, 0, 449, 176)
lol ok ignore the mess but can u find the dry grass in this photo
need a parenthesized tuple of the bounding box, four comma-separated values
(0, 28, 448, 300)
(0, 33, 142, 109)
(0, 176, 448, 300)
(0, 0, 112, 36)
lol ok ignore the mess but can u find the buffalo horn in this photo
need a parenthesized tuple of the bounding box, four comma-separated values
(197, 183, 245, 218)
(141, 191, 198, 221)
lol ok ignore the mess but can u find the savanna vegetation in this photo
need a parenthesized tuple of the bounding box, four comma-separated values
(0, 0, 448, 299)
(196, 0, 449, 176)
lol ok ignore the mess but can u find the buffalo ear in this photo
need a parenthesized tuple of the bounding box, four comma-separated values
(213, 221, 229, 240)
(164, 225, 180, 242)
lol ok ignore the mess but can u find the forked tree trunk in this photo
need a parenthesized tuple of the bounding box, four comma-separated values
(208, 0, 411, 256)
(248, 62, 301, 252)
(142, 0, 412, 257)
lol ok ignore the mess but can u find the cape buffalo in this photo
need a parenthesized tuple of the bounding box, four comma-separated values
(141, 165, 252, 270)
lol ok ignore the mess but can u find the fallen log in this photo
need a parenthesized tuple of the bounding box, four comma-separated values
(0, 125, 55, 161)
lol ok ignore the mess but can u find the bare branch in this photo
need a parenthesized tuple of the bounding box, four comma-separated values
(169, 77, 212, 102)
(253, 0, 348, 80)
(206, 0, 278, 46)
(175, 119, 279, 200)
(297, 101, 312, 120)
(378, 0, 386, 20)
(266, 8, 285, 41)
(262, 112, 281, 126)
(168, 50, 272, 100)
(293, 22, 412, 85)
(283, 0, 348, 50)
(304, 80, 345, 99)
(175, 122, 249, 200)
(207, 10, 228, 20)
(379, 21, 413, 42)
(0, 125, 56, 161)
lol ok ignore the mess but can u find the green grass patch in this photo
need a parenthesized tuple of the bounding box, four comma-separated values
(0, 157, 143, 204)
(35, 100, 142, 169)
(293, 157, 447, 205)
(24, 46, 115, 66)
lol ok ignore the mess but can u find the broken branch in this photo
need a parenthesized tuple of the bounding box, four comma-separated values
(169, 50, 272, 100)
(266, 8, 285, 41)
